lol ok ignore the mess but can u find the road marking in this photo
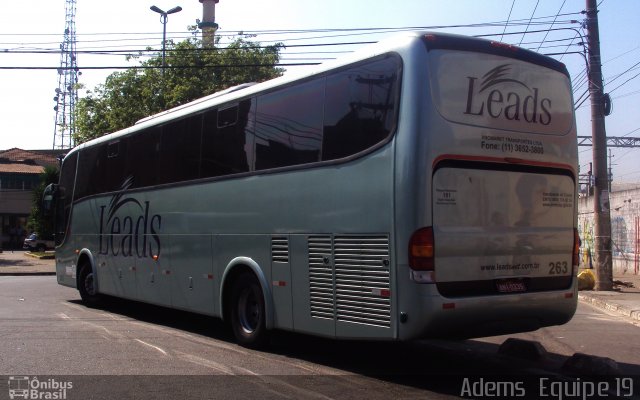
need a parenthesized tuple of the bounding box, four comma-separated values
(126, 319, 250, 355)
(252, 375, 340, 400)
(175, 351, 234, 374)
(57, 313, 71, 320)
(100, 312, 127, 321)
(231, 366, 259, 376)
(61, 302, 88, 312)
(134, 339, 168, 356)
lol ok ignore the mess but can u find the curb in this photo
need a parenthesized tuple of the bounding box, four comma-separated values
(24, 252, 56, 260)
(0, 272, 56, 276)
(578, 292, 640, 322)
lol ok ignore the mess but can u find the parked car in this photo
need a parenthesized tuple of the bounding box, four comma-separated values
(23, 233, 54, 252)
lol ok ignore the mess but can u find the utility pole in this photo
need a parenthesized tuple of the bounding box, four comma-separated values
(608, 149, 615, 192)
(586, 0, 613, 290)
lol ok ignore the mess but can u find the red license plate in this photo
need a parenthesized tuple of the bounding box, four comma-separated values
(496, 279, 526, 293)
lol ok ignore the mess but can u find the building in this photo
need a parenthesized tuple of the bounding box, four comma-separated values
(578, 187, 640, 275)
(0, 148, 63, 249)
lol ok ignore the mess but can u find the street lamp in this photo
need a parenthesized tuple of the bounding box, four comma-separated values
(150, 5, 182, 76)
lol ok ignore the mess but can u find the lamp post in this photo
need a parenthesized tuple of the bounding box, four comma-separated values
(150, 5, 182, 77)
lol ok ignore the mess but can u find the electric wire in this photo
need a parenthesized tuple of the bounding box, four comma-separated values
(536, 0, 566, 52)
(518, 0, 540, 46)
(500, 0, 517, 42)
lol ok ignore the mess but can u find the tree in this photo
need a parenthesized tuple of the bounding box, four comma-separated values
(75, 36, 284, 143)
(27, 166, 59, 240)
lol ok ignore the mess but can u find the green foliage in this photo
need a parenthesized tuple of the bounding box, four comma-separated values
(27, 165, 59, 239)
(74, 36, 284, 143)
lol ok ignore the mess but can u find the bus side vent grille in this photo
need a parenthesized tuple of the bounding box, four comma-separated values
(334, 236, 391, 328)
(308, 235, 335, 320)
(271, 236, 289, 263)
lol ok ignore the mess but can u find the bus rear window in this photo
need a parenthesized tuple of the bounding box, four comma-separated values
(428, 50, 573, 135)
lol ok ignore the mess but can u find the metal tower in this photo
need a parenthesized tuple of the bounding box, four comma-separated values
(52, 0, 79, 150)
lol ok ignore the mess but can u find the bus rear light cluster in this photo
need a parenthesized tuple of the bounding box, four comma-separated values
(490, 41, 519, 52)
(409, 227, 435, 283)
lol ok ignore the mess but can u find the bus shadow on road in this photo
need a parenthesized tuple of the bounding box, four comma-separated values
(68, 296, 640, 396)
(68, 296, 233, 341)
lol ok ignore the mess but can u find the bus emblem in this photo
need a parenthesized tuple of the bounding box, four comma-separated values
(98, 177, 162, 258)
(464, 64, 552, 125)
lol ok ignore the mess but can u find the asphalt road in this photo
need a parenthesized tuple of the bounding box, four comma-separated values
(1, 276, 639, 399)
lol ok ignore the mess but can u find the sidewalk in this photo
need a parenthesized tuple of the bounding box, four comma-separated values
(0, 250, 55, 275)
(578, 270, 640, 323)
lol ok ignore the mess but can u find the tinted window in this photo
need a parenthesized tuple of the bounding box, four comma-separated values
(104, 139, 128, 192)
(75, 145, 106, 199)
(159, 115, 202, 184)
(201, 98, 254, 177)
(126, 127, 161, 189)
(254, 79, 323, 170)
(323, 56, 400, 160)
(56, 152, 77, 245)
(107, 142, 119, 158)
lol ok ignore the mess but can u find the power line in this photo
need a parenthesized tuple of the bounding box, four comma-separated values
(500, 0, 516, 42)
(518, 0, 540, 46)
(536, 0, 566, 52)
(608, 71, 640, 94)
(0, 13, 586, 39)
(0, 17, 583, 49)
(0, 62, 320, 71)
(605, 60, 640, 86)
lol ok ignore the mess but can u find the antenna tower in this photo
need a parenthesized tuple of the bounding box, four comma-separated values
(52, 0, 79, 150)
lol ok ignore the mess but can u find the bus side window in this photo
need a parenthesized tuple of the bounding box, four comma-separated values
(159, 115, 202, 184)
(105, 139, 128, 192)
(126, 127, 161, 189)
(254, 79, 323, 170)
(201, 99, 253, 178)
(322, 56, 400, 161)
(75, 144, 106, 199)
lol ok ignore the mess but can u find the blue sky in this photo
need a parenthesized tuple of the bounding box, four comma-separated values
(1, 0, 638, 183)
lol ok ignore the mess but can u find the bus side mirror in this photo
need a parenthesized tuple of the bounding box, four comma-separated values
(42, 183, 58, 217)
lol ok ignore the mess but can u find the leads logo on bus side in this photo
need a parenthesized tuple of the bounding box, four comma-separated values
(464, 64, 552, 125)
(98, 177, 162, 258)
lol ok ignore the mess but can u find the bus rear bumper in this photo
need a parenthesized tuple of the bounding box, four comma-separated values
(400, 284, 578, 340)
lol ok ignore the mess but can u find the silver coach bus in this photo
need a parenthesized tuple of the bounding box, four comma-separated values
(47, 32, 579, 347)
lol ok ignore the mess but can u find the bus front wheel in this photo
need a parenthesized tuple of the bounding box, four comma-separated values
(78, 262, 101, 306)
(229, 272, 268, 348)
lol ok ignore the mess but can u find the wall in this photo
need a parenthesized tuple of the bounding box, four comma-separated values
(578, 187, 640, 275)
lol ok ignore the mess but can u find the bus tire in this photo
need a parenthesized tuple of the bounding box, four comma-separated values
(78, 261, 101, 306)
(229, 272, 268, 348)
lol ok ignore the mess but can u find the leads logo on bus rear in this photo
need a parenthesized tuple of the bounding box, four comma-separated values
(98, 177, 162, 258)
(464, 64, 552, 125)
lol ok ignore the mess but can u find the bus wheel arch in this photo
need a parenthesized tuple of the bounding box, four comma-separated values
(76, 251, 101, 306)
(220, 258, 274, 347)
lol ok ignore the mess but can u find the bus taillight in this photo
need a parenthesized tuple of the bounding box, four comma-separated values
(409, 227, 435, 283)
(409, 227, 436, 282)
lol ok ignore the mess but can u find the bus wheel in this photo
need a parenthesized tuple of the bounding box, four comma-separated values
(229, 272, 268, 348)
(78, 262, 101, 306)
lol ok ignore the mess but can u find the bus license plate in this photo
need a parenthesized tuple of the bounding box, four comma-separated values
(496, 279, 526, 293)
